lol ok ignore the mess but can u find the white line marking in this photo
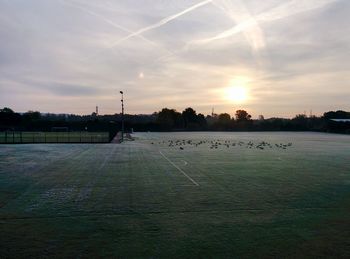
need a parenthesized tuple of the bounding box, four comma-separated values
(182, 160, 188, 166)
(159, 151, 199, 186)
(99, 144, 117, 170)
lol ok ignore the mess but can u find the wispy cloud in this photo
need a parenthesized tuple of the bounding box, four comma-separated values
(191, 0, 338, 45)
(47, 82, 100, 96)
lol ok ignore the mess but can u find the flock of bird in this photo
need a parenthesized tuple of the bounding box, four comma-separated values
(150, 139, 293, 150)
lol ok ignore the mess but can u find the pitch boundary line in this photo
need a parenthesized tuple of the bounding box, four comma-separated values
(159, 151, 199, 186)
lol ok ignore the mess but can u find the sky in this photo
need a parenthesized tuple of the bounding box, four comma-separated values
(0, 0, 349, 118)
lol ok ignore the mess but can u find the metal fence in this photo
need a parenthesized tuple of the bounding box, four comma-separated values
(0, 132, 110, 144)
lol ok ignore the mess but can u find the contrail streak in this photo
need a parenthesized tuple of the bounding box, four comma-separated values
(192, 0, 337, 45)
(86, 0, 212, 59)
(61, 0, 175, 57)
(111, 0, 212, 44)
(212, 0, 265, 51)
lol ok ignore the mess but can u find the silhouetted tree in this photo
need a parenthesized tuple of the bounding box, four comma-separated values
(218, 113, 231, 124)
(197, 113, 207, 129)
(23, 111, 41, 121)
(182, 107, 197, 129)
(156, 108, 182, 130)
(1, 106, 348, 134)
(0, 107, 21, 128)
(289, 114, 308, 130)
(0, 107, 14, 113)
(323, 110, 350, 119)
(235, 110, 251, 121)
(215, 113, 232, 130)
(205, 114, 218, 126)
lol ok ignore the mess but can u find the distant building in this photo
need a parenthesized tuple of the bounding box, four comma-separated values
(330, 119, 350, 123)
(328, 119, 350, 134)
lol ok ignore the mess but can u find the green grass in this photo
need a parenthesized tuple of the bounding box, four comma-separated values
(1, 132, 350, 258)
(0, 131, 110, 143)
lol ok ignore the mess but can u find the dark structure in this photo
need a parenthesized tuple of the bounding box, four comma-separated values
(120, 91, 124, 142)
(1, 107, 350, 135)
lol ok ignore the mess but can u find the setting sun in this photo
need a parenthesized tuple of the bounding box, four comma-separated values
(226, 86, 248, 103)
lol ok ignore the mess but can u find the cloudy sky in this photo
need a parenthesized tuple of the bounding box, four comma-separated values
(0, 0, 349, 118)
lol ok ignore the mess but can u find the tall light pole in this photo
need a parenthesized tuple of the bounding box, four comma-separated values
(120, 91, 124, 142)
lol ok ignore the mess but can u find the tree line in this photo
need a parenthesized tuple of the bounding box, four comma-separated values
(1, 107, 349, 134)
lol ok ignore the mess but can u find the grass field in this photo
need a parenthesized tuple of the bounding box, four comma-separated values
(0, 131, 110, 143)
(1, 132, 350, 258)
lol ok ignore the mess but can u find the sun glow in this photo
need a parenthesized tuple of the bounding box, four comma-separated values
(223, 76, 250, 103)
(226, 86, 248, 103)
